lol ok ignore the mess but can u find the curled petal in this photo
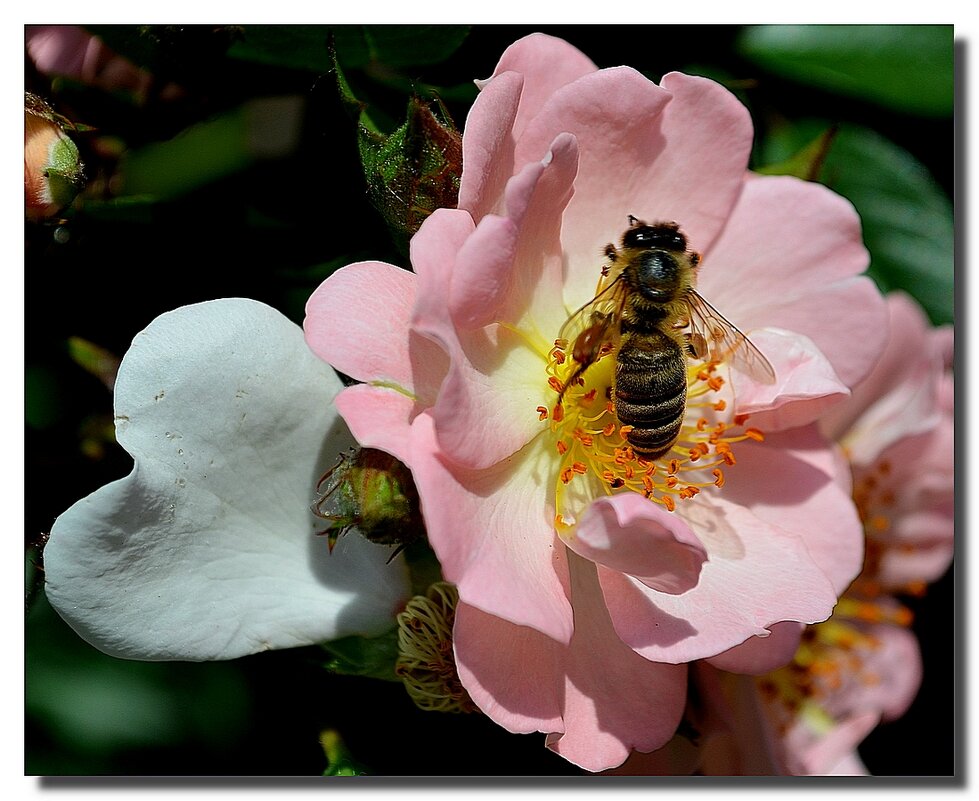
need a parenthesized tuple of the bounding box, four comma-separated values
(569, 493, 707, 595)
(599, 495, 839, 664)
(733, 328, 850, 431)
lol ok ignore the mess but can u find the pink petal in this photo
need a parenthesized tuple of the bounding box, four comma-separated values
(304, 261, 447, 404)
(878, 520, 954, 588)
(822, 292, 944, 463)
(733, 329, 850, 431)
(558, 72, 753, 303)
(793, 712, 878, 775)
(477, 33, 598, 142)
(706, 621, 805, 675)
(454, 555, 687, 772)
(450, 132, 578, 338)
(717, 425, 865, 596)
(457, 70, 523, 221)
(569, 493, 707, 595)
(408, 412, 574, 643)
(599, 494, 839, 663)
(333, 384, 415, 465)
(700, 175, 885, 389)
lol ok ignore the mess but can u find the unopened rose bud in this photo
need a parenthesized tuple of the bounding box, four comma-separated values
(313, 448, 424, 559)
(25, 93, 85, 222)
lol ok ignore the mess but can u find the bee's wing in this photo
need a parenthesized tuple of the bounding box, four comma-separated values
(685, 289, 776, 384)
(557, 274, 628, 361)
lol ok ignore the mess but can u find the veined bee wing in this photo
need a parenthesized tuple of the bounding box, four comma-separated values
(554, 275, 628, 404)
(685, 289, 776, 384)
(557, 274, 628, 362)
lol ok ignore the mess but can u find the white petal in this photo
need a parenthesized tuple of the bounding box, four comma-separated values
(44, 299, 410, 660)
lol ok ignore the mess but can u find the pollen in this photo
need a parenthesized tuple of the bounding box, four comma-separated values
(541, 337, 764, 531)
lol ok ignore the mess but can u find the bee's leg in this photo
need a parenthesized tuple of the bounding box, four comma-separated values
(601, 243, 618, 276)
(684, 332, 708, 359)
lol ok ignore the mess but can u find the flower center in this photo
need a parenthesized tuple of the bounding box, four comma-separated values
(539, 336, 763, 531)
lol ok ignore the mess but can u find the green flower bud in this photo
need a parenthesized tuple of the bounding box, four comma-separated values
(313, 448, 424, 559)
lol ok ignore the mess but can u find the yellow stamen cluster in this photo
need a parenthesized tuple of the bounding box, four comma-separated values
(395, 582, 478, 714)
(542, 338, 763, 531)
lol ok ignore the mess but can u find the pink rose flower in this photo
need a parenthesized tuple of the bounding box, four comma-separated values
(305, 33, 886, 771)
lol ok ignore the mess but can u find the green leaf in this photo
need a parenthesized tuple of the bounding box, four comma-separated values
(820, 125, 953, 325)
(117, 97, 303, 199)
(227, 25, 334, 72)
(228, 25, 469, 72)
(738, 25, 953, 117)
(320, 628, 401, 682)
(373, 24, 470, 67)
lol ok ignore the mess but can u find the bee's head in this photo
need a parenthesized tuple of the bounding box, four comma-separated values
(623, 218, 688, 253)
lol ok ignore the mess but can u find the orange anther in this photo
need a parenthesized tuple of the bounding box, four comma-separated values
(712, 468, 725, 487)
(713, 399, 726, 412)
(537, 406, 548, 421)
(744, 428, 764, 442)
(556, 440, 568, 455)
(662, 495, 676, 512)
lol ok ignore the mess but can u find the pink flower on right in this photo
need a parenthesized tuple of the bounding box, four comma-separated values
(617, 292, 954, 775)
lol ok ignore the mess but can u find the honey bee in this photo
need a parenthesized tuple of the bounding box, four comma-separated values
(556, 216, 775, 460)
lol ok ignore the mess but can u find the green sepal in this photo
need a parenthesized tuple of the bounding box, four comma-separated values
(45, 136, 86, 207)
(319, 627, 401, 683)
(755, 126, 837, 182)
(331, 44, 461, 255)
(358, 96, 462, 255)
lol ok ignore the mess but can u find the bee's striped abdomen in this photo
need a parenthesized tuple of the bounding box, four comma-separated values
(614, 329, 686, 459)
